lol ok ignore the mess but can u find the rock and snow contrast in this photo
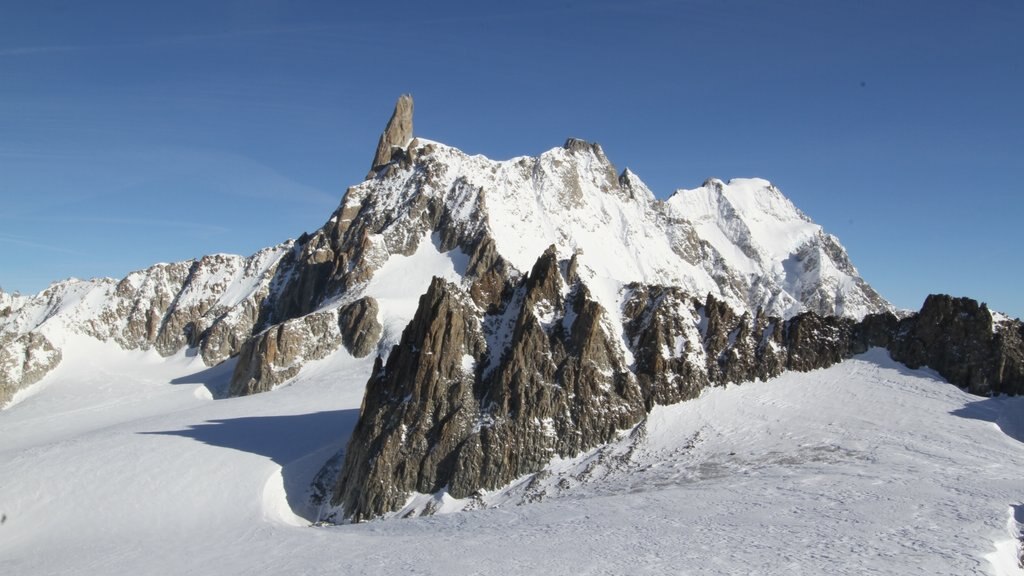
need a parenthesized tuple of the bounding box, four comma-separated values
(2, 95, 1023, 574)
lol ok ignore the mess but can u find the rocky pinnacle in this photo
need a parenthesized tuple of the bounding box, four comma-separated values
(368, 94, 414, 177)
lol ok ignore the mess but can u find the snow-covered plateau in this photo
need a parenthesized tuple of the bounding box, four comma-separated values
(1, 340, 1022, 575)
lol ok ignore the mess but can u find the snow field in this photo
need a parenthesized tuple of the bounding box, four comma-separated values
(2, 342, 1022, 575)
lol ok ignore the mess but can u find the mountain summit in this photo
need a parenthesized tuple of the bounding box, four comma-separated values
(1, 97, 1021, 522)
(369, 93, 414, 176)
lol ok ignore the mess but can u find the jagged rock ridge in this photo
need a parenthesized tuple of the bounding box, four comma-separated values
(329, 266, 1022, 521)
(0, 247, 290, 405)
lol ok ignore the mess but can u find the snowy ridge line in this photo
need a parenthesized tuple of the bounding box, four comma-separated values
(348, 136, 893, 322)
(0, 106, 905, 406)
(1, 243, 291, 407)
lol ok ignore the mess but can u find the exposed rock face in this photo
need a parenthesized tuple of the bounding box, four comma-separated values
(333, 249, 653, 522)
(622, 286, 898, 412)
(0, 245, 289, 403)
(369, 94, 414, 176)
(0, 332, 61, 407)
(338, 297, 382, 358)
(229, 294, 385, 397)
(334, 277, 486, 519)
(890, 294, 1024, 396)
(329, 262, 1020, 521)
(228, 309, 345, 397)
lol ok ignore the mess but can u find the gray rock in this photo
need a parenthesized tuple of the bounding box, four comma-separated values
(331, 248, 648, 521)
(228, 310, 343, 397)
(333, 277, 486, 521)
(338, 297, 382, 358)
(0, 332, 61, 407)
(369, 94, 414, 177)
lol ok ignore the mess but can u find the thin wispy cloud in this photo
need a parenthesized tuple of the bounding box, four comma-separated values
(0, 23, 341, 58)
(34, 216, 232, 236)
(0, 44, 83, 57)
(0, 233, 89, 256)
(142, 23, 341, 46)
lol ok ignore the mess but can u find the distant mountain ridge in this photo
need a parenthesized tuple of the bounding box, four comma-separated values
(2, 96, 1021, 523)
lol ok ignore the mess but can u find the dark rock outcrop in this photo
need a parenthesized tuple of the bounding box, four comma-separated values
(890, 294, 1023, 396)
(338, 297, 382, 358)
(332, 248, 648, 521)
(334, 277, 486, 520)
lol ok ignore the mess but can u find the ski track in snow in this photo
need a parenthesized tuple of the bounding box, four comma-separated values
(1, 343, 1023, 575)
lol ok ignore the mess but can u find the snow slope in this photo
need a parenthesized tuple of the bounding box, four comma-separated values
(2, 344, 1022, 575)
(666, 177, 885, 318)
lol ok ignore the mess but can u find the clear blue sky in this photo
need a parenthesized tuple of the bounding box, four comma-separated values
(1, 0, 1021, 318)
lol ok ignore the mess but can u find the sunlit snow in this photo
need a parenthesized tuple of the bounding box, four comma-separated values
(2, 342, 1022, 575)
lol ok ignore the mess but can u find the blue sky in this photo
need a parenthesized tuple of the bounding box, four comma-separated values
(1, 0, 1021, 318)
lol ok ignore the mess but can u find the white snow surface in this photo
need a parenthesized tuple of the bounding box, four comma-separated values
(667, 177, 818, 273)
(3, 344, 1023, 575)
(666, 177, 881, 318)
(362, 231, 466, 355)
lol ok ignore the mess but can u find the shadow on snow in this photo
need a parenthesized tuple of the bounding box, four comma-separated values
(855, 349, 1024, 445)
(169, 356, 238, 399)
(142, 409, 359, 521)
(950, 396, 1024, 445)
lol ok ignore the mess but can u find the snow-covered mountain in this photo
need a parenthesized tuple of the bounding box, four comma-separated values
(1, 96, 1022, 533)
(1, 97, 892, 406)
(1, 246, 291, 405)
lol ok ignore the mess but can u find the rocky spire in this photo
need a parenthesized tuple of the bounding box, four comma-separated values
(368, 94, 414, 177)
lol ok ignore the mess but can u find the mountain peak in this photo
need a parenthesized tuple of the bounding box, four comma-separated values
(368, 94, 414, 176)
(563, 137, 599, 153)
(562, 137, 612, 163)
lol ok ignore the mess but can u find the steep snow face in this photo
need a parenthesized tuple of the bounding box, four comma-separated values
(667, 178, 891, 319)
(343, 139, 890, 324)
(667, 178, 818, 272)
